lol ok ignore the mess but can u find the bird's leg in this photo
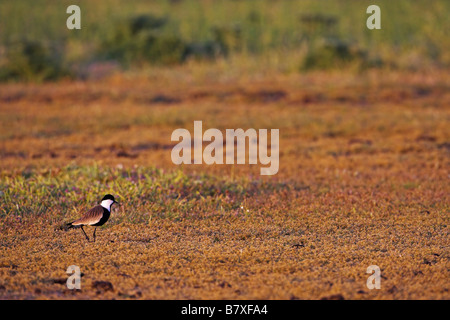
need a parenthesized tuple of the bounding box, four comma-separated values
(80, 226, 90, 242)
(93, 227, 97, 242)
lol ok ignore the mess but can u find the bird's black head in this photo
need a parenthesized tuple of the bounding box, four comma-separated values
(102, 194, 117, 202)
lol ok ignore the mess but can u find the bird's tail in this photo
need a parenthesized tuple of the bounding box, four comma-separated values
(64, 222, 78, 230)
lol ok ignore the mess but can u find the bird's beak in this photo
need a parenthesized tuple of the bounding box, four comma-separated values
(114, 200, 120, 206)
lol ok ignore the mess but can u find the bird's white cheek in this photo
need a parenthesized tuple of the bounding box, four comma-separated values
(101, 199, 114, 210)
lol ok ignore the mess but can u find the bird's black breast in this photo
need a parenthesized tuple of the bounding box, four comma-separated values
(92, 207, 111, 226)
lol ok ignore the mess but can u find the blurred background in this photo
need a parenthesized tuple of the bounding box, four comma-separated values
(0, 0, 449, 175)
(0, 0, 449, 81)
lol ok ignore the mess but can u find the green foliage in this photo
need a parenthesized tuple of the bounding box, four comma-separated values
(184, 40, 223, 60)
(301, 38, 370, 71)
(128, 14, 168, 34)
(0, 0, 449, 80)
(101, 14, 187, 66)
(211, 25, 243, 56)
(299, 13, 339, 39)
(0, 40, 70, 82)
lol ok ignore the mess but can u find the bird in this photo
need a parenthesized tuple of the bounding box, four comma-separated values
(66, 194, 118, 242)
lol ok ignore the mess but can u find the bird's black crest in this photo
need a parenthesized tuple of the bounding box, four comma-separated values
(102, 194, 115, 201)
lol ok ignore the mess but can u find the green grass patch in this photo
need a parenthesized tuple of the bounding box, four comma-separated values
(0, 165, 298, 223)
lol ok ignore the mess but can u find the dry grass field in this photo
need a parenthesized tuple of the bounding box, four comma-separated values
(0, 67, 449, 300)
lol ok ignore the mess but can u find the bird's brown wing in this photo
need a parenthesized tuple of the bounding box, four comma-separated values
(71, 205, 104, 226)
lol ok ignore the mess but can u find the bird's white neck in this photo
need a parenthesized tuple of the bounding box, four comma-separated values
(101, 199, 114, 212)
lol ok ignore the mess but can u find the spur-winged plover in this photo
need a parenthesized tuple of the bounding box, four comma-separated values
(66, 194, 118, 242)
